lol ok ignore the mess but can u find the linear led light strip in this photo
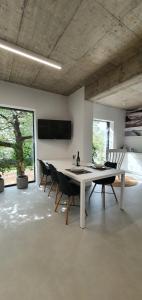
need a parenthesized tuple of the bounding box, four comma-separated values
(0, 39, 62, 70)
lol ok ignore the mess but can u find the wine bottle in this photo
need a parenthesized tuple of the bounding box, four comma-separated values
(76, 151, 80, 166)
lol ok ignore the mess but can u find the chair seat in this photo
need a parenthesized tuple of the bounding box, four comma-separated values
(94, 176, 115, 185)
(69, 183, 80, 196)
(89, 161, 118, 207)
(56, 172, 86, 224)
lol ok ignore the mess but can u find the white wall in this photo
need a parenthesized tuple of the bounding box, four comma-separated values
(93, 103, 125, 148)
(68, 89, 125, 164)
(121, 152, 142, 175)
(0, 81, 126, 179)
(124, 136, 142, 152)
(0, 81, 71, 163)
(68, 87, 93, 163)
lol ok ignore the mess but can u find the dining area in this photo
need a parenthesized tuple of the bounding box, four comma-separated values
(39, 153, 125, 228)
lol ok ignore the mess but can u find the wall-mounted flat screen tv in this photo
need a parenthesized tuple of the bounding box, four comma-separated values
(38, 119, 72, 139)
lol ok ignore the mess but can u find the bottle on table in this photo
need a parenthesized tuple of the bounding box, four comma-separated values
(76, 151, 80, 166)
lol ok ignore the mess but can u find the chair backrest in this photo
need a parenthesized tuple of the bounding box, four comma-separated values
(107, 149, 126, 169)
(104, 161, 117, 184)
(38, 159, 50, 175)
(57, 172, 71, 196)
(105, 161, 117, 169)
(48, 164, 58, 183)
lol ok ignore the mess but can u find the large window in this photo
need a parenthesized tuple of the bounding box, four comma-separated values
(92, 119, 113, 164)
(0, 107, 35, 186)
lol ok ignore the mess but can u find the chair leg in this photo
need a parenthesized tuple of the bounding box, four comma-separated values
(39, 175, 44, 187)
(55, 184, 59, 204)
(55, 192, 63, 212)
(39, 174, 46, 191)
(110, 184, 118, 203)
(48, 181, 54, 196)
(44, 175, 48, 192)
(102, 185, 105, 209)
(72, 196, 75, 205)
(65, 196, 72, 225)
(89, 183, 96, 201)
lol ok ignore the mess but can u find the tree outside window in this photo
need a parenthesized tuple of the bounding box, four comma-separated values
(0, 107, 35, 186)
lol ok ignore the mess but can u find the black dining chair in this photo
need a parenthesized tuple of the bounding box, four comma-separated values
(48, 164, 59, 203)
(89, 161, 118, 209)
(38, 159, 51, 192)
(55, 172, 87, 225)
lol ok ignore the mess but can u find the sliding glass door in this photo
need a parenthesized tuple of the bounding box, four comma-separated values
(0, 107, 35, 186)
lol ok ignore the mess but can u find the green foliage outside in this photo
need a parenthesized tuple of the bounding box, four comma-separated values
(92, 121, 106, 164)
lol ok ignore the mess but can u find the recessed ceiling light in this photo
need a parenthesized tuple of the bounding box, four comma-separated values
(0, 39, 62, 70)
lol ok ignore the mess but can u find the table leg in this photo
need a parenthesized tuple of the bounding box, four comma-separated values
(80, 180, 86, 229)
(120, 173, 125, 210)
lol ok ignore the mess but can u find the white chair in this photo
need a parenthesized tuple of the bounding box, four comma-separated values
(107, 149, 126, 169)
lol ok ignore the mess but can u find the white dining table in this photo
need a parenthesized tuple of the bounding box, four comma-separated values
(46, 159, 125, 229)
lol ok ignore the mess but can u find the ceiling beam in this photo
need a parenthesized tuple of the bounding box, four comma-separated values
(85, 50, 142, 100)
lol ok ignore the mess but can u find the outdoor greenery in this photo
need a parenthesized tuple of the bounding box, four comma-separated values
(92, 121, 107, 163)
(0, 107, 34, 177)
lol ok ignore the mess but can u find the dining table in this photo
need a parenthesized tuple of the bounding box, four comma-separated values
(46, 159, 125, 229)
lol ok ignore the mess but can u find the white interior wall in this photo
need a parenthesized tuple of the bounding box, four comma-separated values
(68, 89, 125, 163)
(0, 81, 126, 179)
(93, 103, 125, 148)
(0, 81, 71, 180)
(68, 88, 93, 163)
(124, 136, 142, 152)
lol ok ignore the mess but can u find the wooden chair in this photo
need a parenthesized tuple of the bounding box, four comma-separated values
(107, 149, 126, 169)
(38, 160, 51, 192)
(55, 172, 87, 225)
(48, 164, 59, 204)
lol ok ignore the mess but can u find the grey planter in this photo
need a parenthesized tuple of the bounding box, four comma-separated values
(17, 175, 28, 189)
(0, 177, 4, 192)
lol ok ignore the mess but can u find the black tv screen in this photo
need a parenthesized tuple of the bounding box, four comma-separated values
(38, 119, 71, 139)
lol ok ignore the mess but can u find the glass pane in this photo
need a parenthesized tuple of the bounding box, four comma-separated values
(0, 107, 35, 186)
(92, 120, 109, 164)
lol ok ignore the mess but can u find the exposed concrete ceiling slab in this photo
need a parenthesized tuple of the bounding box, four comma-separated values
(0, 0, 24, 42)
(96, 0, 142, 19)
(96, 88, 142, 109)
(50, 1, 118, 63)
(0, 0, 142, 107)
(85, 50, 142, 100)
(9, 55, 41, 86)
(90, 74, 142, 109)
(88, 24, 139, 67)
(122, 2, 142, 36)
(17, 0, 82, 56)
(0, 49, 13, 80)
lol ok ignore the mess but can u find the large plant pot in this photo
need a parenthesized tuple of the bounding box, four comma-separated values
(17, 175, 28, 189)
(0, 177, 4, 192)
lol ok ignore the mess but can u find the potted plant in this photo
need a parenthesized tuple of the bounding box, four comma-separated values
(0, 172, 4, 192)
(0, 164, 5, 192)
(0, 159, 12, 192)
(17, 161, 28, 189)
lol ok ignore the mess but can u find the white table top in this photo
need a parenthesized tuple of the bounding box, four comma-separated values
(46, 159, 125, 183)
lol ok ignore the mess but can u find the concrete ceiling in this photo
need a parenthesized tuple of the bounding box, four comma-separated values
(91, 75, 142, 109)
(0, 0, 142, 106)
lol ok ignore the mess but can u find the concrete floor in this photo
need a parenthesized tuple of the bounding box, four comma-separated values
(0, 182, 142, 300)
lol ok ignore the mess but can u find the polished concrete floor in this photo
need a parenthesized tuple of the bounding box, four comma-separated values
(0, 181, 142, 300)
